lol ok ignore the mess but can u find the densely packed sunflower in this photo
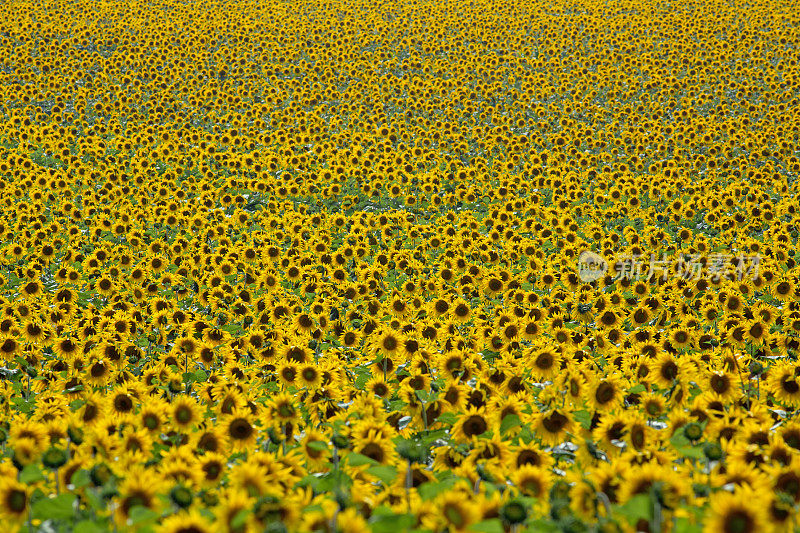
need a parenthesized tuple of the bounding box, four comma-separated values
(1, 0, 799, 531)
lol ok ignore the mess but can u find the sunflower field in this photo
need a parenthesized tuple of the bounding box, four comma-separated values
(1, 0, 800, 531)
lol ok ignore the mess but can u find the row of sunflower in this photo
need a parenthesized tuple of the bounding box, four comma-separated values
(2, 0, 800, 531)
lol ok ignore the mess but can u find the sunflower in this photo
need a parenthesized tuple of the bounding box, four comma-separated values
(115, 471, 165, 526)
(593, 412, 628, 453)
(640, 392, 667, 419)
(704, 369, 741, 402)
(293, 312, 315, 334)
(197, 452, 228, 488)
(170, 396, 202, 431)
(589, 374, 624, 411)
(526, 345, 561, 381)
(364, 376, 392, 399)
(193, 425, 228, 455)
(653, 352, 684, 389)
(596, 309, 619, 329)
(159, 510, 214, 533)
(373, 328, 406, 359)
(203, 327, 230, 346)
(704, 487, 769, 533)
(214, 489, 255, 533)
(453, 408, 491, 443)
(0, 334, 20, 360)
(52, 336, 80, 358)
(766, 363, 800, 408)
(429, 297, 451, 318)
(626, 413, 655, 452)
(669, 324, 694, 351)
(352, 432, 396, 466)
(772, 276, 795, 302)
(619, 462, 689, 510)
(301, 429, 330, 470)
(744, 318, 769, 346)
(276, 361, 299, 388)
(432, 491, 479, 532)
(435, 350, 463, 379)
(440, 379, 468, 410)
(339, 328, 361, 348)
(120, 427, 153, 458)
(484, 276, 505, 297)
(223, 408, 258, 451)
(298, 363, 322, 389)
(268, 392, 299, 425)
(629, 305, 652, 327)
(22, 319, 49, 343)
(451, 298, 472, 323)
(0, 478, 29, 524)
(511, 464, 553, 500)
(534, 408, 574, 446)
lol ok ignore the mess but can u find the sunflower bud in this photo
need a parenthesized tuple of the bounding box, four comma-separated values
(42, 447, 68, 470)
(550, 479, 571, 501)
(90, 463, 113, 487)
(476, 463, 494, 483)
(748, 360, 764, 376)
(500, 499, 528, 525)
(201, 491, 219, 507)
(264, 523, 288, 533)
(693, 483, 710, 497)
(703, 442, 723, 461)
(683, 422, 703, 442)
(169, 485, 193, 509)
(267, 427, 283, 445)
(67, 426, 84, 445)
(332, 433, 349, 450)
(168, 378, 183, 393)
(334, 488, 349, 510)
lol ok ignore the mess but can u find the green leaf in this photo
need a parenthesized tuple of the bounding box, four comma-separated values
(367, 465, 397, 485)
(231, 509, 250, 529)
(69, 469, 91, 489)
(371, 512, 416, 533)
(74, 520, 108, 533)
(418, 478, 456, 501)
(415, 389, 436, 403)
(31, 494, 76, 521)
(628, 384, 646, 394)
(470, 519, 505, 533)
(524, 519, 560, 532)
(19, 464, 46, 484)
(296, 474, 321, 491)
(616, 494, 651, 524)
(129, 506, 159, 525)
(673, 517, 703, 533)
(420, 429, 449, 447)
(669, 432, 705, 459)
(347, 452, 378, 467)
(573, 410, 592, 430)
(500, 414, 521, 435)
(437, 412, 457, 425)
(307, 440, 327, 452)
(85, 488, 105, 511)
(313, 470, 353, 492)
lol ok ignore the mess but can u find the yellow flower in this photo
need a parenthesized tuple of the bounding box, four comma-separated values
(704, 487, 769, 533)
